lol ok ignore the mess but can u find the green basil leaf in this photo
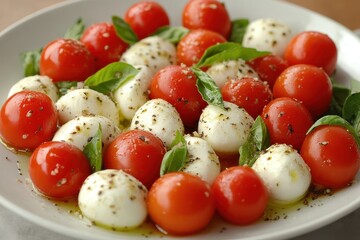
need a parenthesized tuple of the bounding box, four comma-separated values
(230, 18, 249, 43)
(152, 26, 189, 44)
(160, 131, 187, 176)
(56, 81, 79, 96)
(326, 83, 351, 115)
(64, 18, 86, 40)
(343, 92, 360, 124)
(112, 16, 138, 45)
(191, 67, 225, 109)
(20, 48, 42, 77)
(84, 62, 139, 94)
(239, 116, 270, 167)
(83, 124, 102, 172)
(195, 42, 269, 68)
(307, 115, 360, 147)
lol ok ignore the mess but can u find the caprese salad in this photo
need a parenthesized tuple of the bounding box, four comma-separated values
(1, 0, 360, 236)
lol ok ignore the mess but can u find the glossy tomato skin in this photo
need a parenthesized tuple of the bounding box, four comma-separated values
(0, 91, 58, 151)
(273, 64, 332, 119)
(212, 166, 268, 225)
(284, 31, 337, 76)
(177, 29, 226, 66)
(182, 0, 231, 38)
(221, 77, 273, 119)
(29, 141, 92, 199)
(147, 172, 215, 235)
(40, 38, 96, 82)
(103, 129, 166, 189)
(124, 1, 170, 39)
(149, 65, 207, 128)
(261, 97, 313, 150)
(300, 125, 360, 189)
(247, 54, 289, 89)
(80, 22, 129, 70)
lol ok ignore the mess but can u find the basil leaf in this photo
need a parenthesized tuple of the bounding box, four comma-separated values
(195, 42, 269, 68)
(20, 48, 42, 77)
(326, 83, 351, 115)
(160, 131, 187, 176)
(191, 67, 225, 109)
(152, 26, 189, 44)
(230, 19, 249, 43)
(239, 116, 270, 167)
(343, 92, 360, 124)
(307, 115, 360, 147)
(64, 18, 85, 40)
(83, 124, 102, 172)
(84, 62, 139, 94)
(56, 81, 79, 96)
(112, 16, 138, 45)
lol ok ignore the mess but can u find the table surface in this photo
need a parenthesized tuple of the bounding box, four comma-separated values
(1, 0, 360, 240)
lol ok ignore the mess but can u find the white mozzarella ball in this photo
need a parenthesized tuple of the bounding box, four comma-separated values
(252, 144, 311, 205)
(52, 115, 120, 151)
(120, 36, 176, 74)
(78, 169, 148, 230)
(206, 59, 258, 89)
(242, 18, 292, 56)
(182, 135, 220, 185)
(55, 88, 119, 126)
(8, 75, 59, 102)
(113, 65, 153, 121)
(198, 101, 254, 154)
(130, 98, 184, 149)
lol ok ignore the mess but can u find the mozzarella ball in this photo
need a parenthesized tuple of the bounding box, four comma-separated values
(130, 98, 185, 149)
(8, 75, 59, 102)
(52, 115, 120, 151)
(78, 169, 148, 230)
(252, 144, 311, 205)
(198, 101, 254, 154)
(206, 59, 258, 89)
(242, 18, 292, 56)
(55, 88, 119, 126)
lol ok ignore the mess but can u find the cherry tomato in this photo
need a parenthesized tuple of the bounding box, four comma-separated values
(301, 125, 360, 189)
(149, 65, 207, 128)
(261, 97, 313, 150)
(0, 91, 58, 151)
(124, 1, 170, 39)
(29, 141, 92, 199)
(247, 54, 289, 89)
(103, 129, 166, 189)
(212, 166, 269, 225)
(80, 22, 129, 70)
(273, 64, 332, 119)
(182, 0, 231, 38)
(40, 38, 96, 82)
(177, 29, 226, 66)
(284, 31, 337, 76)
(221, 77, 273, 119)
(147, 172, 215, 235)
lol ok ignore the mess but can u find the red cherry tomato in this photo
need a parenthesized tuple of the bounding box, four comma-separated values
(284, 31, 337, 76)
(177, 29, 226, 66)
(261, 97, 313, 150)
(29, 141, 92, 199)
(149, 65, 207, 128)
(103, 129, 166, 189)
(147, 172, 215, 235)
(124, 1, 170, 40)
(221, 77, 273, 119)
(182, 0, 231, 38)
(212, 166, 269, 225)
(247, 54, 289, 89)
(273, 64, 332, 119)
(40, 38, 96, 82)
(0, 91, 58, 151)
(80, 22, 129, 70)
(301, 125, 360, 189)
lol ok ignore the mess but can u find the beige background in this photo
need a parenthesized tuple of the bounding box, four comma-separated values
(1, 0, 360, 31)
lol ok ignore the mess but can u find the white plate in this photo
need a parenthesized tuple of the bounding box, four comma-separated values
(1, 0, 360, 239)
